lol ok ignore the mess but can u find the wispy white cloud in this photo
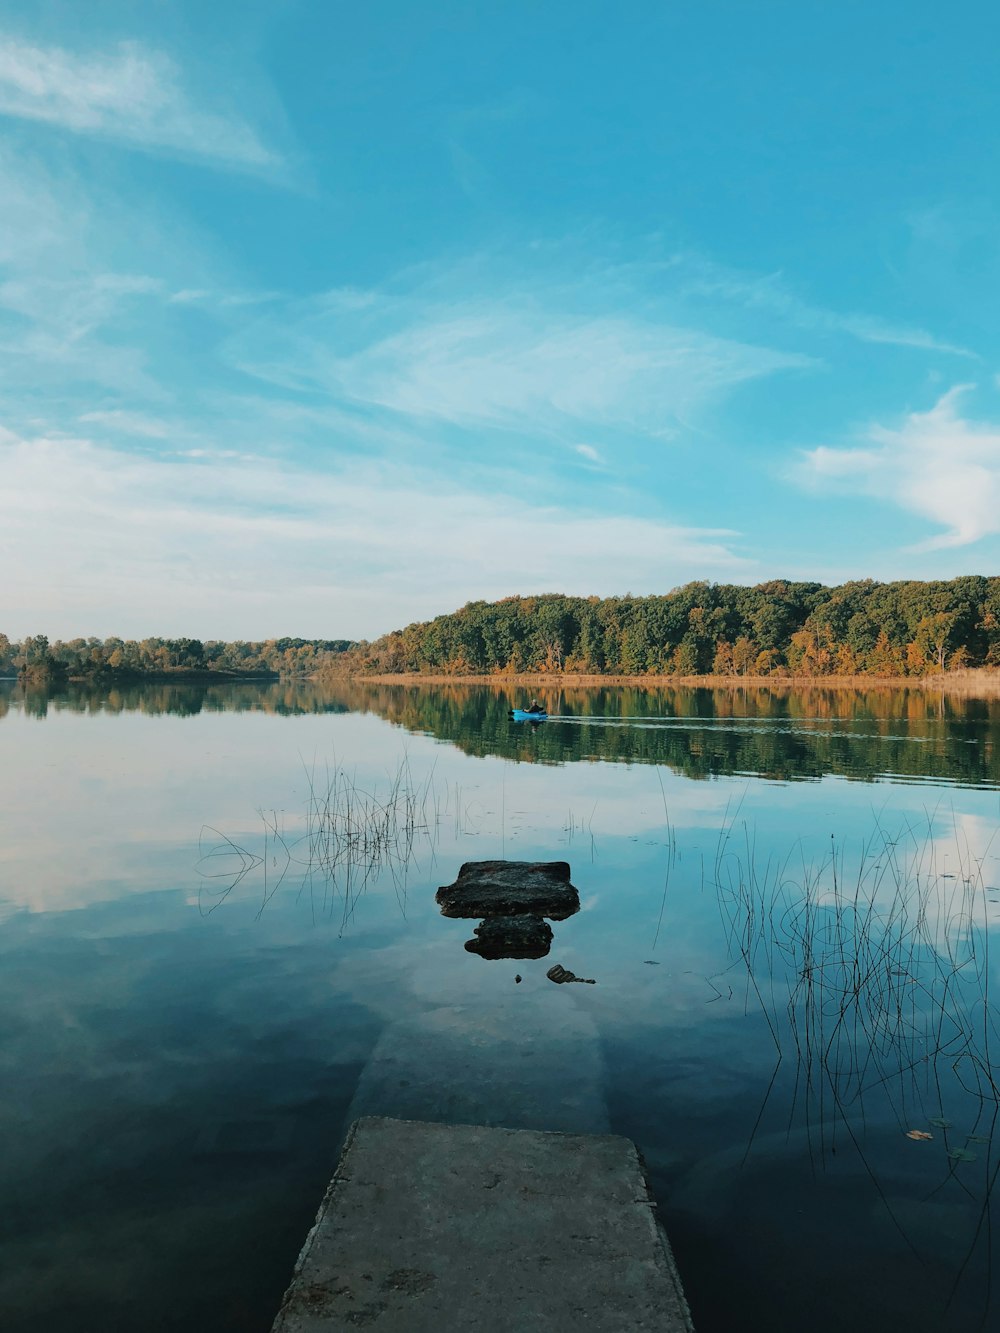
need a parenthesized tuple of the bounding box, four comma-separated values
(339, 311, 808, 430)
(0, 427, 753, 639)
(795, 386, 1000, 549)
(0, 33, 278, 169)
(0, 266, 166, 402)
(78, 409, 170, 439)
(0, 143, 92, 273)
(0, 272, 163, 336)
(0, 142, 279, 423)
(676, 255, 975, 358)
(232, 287, 814, 437)
(167, 287, 281, 309)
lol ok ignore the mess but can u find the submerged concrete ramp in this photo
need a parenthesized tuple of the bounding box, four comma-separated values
(270, 1115, 694, 1332)
(345, 999, 609, 1134)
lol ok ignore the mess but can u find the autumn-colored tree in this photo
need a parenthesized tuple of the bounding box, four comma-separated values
(834, 643, 859, 675)
(905, 640, 927, 675)
(868, 629, 904, 676)
(788, 626, 836, 675)
(713, 640, 734, 675)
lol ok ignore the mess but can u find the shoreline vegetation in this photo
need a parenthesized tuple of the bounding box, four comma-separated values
(329, 578, 1000, 689)
(10, 576, 1000, 695)
(1, 635, 354, 684)
(351, 668, 1000, 696)
(8, 665, 1000, 699)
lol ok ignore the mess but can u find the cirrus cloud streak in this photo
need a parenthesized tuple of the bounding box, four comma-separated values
(231, 290, 815, 438)
(0, 32, 277, 169)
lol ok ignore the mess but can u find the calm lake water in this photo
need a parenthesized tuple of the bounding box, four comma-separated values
(2, 677, 1000, 1332)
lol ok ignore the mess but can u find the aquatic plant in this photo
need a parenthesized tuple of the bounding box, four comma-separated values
(197, 757, 444, 929)
(711, 803, 998, 1113)
(708, 803, 1000, 1316)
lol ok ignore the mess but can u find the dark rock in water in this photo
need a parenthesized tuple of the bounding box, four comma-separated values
(464, 914, 553, 960)
(437, 860, 580, 920)
(547, 963, 596, 985)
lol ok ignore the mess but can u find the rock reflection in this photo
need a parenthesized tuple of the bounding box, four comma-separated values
(465, 914, 552, 959)
(436, 860, 580, 960)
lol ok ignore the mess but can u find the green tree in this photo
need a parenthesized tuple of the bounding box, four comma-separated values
(914, 613, 958, 672)
(732, 636, 758, 676)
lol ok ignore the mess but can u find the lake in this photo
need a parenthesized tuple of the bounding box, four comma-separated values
(2, 677, 999, 1332)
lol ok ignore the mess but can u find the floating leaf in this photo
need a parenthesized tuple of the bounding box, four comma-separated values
(967, 1135, 990, 1144)
(929, 1117, 953, 1129)
(947, 1148, 977, 1163)
(906, 1130, 933, 1141)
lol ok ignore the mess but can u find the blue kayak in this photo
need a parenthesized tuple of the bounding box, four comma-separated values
(511, 708, 548, 722)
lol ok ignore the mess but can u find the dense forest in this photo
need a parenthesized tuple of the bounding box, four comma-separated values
(346, 577, 1000, 678)
(0, 634, 354, 681)
(9, 576, 1000, 685)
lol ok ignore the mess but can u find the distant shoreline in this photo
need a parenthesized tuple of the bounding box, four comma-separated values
(9, 666, 1000, 697)
(5, 670, 281, 685)
(352, 669, 1000, 696)
(66, 670, 281, 682)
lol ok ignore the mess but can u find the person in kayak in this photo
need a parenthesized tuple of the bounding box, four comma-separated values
(525, 699, 545, 714)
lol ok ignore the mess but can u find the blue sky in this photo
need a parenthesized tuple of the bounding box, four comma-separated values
(1, 0, 999, 640)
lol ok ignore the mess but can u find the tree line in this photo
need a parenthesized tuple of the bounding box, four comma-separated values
(344, 577, 1000, 678)
(0, 634, 354, 681)
(9, 575, 1000, 684)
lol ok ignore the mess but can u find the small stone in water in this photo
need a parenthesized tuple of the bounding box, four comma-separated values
(547, 963, 596, 985)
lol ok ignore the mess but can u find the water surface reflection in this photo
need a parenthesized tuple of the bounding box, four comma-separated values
(5, 675, 997, 785)
(1, 679, 999, 1332)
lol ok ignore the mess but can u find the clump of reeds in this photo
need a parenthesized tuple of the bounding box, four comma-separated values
(710, 804, 1000, 1316)
(711, 802, 998, 1114)
(296, 756, 440, 924)
(198, 756, 442, 928)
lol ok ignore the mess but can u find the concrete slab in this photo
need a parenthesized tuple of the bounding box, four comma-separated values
(271, 1116, 694, 1332)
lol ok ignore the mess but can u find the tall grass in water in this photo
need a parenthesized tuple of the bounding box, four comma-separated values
(198, 758, 442, 929)
(297, 757, 439, 924)
(710, 807, 1000, 1318)
(712, 805, 997, 1117)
